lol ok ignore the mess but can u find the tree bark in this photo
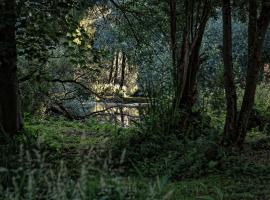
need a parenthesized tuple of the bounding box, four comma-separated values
(222, 0, 238, 144)
(120, 52, 126, 89)
(237, 0, 270, 146)
(0, 0, 20, 135)
(169, 0, 177, 92)
(114, 51, 120, 85)
(108, 52, 115, 84)
(180, 14, 209, 112)
(177, 0, 211, 112)
(168, 0, 211, 129)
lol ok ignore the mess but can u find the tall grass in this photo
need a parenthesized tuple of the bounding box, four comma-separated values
(0, 136, 173, 200)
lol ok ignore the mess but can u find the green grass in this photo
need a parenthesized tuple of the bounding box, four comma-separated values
(1, 117, 270, 199)
(24, 117, 127, 150)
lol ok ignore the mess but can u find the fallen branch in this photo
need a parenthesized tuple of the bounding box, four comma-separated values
(44, 78, 105, 100)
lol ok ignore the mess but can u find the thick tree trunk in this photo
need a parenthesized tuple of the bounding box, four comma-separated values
(120, 52, 126, 89)
(114, 51, 120, 85)
(237, 0, 270, 146)
(0, 0, 20, 135)
(222, 0, 238, 144)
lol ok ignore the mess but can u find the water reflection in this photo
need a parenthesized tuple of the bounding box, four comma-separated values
(89, 102, 147, 127)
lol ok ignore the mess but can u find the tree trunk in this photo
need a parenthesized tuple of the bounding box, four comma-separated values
(114, 51, 120, 85)
(237, 0, 270, 146)
(222, 0, 238, 144)
(0, 0, 20, 135)
(168, 0, 211, 129)
(120, 52, 126, 89)
(108, 52, 115, 84)
(177, 0, 211, 112)
(169, 0, 177, 93)
(180, 19, 208, 112)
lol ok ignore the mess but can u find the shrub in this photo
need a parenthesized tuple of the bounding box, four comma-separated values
(108, 95, 224, 179)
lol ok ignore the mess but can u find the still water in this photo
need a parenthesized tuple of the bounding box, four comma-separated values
(88, 102, 148, 127)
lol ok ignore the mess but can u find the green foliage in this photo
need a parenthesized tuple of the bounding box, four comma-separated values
(107, 93, 224, 178)
(254, 83, 270, 116)
(17, 0, 100, 115)
(23, 116, 124, 151)
(2, 117, 270, 199)
(8, 0, 270, 199)
(0, 143, 172, 200)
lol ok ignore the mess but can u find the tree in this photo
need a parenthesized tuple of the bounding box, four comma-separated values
(169, 0, 212, 119)
(108, 52, 115, 84)
(222, 0, 270, 147)
(114, 51, 120, 85)
(222, 0, 238, 143)
(120, 52, 126, 89)
(237, 0, 270, 146)
(0, 0, 20, 135)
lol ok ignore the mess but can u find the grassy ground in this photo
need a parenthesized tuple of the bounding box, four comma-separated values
(24, 117, 119, 150)
(1, 117, 270, 199)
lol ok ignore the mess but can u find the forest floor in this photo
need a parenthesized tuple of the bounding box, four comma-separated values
(2, 117, 270, 199)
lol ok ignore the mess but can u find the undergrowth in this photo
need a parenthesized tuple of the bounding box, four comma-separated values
(108, 96, 225, 179)
(1, 112, 270, 199)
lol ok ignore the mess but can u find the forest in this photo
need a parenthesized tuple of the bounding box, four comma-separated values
(1, 0, 270, 199)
